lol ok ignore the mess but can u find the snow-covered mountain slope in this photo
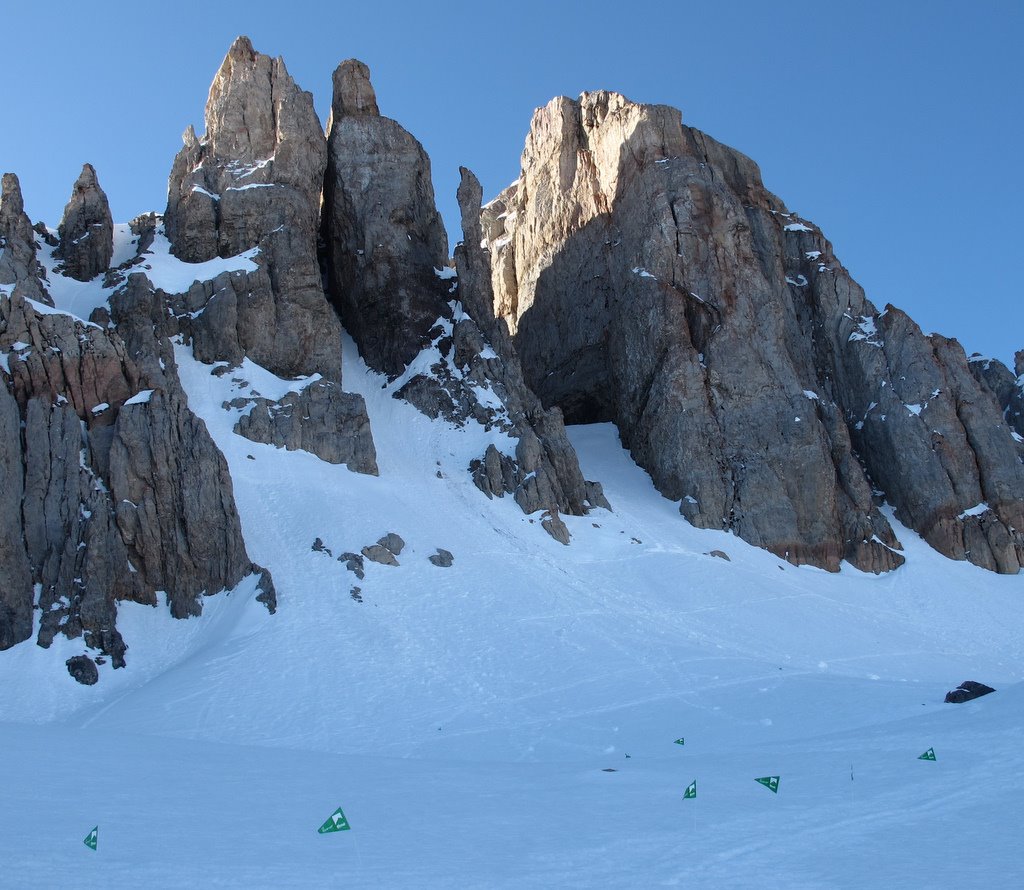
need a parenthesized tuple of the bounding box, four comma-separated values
(2, 260, 1023, 884)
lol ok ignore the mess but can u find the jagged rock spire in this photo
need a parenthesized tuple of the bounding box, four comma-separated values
(333, 59, 379, 117)
(164, 36, 342, 380)
(322, 58, 448, 377)
(56, 163, 114, 281)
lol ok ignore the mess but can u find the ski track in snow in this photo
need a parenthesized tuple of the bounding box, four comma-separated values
(2, 233, 1023, 886)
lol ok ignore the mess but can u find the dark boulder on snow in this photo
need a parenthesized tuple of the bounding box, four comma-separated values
(428, 548, 454, 567)
(944, 681, 996, 704)
(55, 163, 113, 282)
(65, 655, 99, 685)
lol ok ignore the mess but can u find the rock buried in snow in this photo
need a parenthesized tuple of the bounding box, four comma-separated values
(944, 680, 996, 703)
(377, 533, 405, 556)
(362, 544, 398, 567)
(429, 549, 454, 567)
(709, 550, 731, 561)
(66, 655, 99, 686)
(339, 552, 365, 579)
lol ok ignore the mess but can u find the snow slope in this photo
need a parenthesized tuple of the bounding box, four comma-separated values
(2, 236, 1023, 887)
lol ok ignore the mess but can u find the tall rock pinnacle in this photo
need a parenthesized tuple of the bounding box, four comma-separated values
(56, 163, 114, 281)
(164, 35, 341, 379)
(322, 59, 449, 377)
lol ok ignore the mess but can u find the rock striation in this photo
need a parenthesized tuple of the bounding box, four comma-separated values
(55, 163, 114, 281)
(323, 63, 608, 540)
(484, 91, 1023, 572)
(165, 36, 341, 380)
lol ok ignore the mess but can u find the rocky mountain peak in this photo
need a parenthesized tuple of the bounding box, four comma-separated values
(332, 59, 380, 118)
(485, 89, 1023, 573)
(1015, 350, 1023, 378)
(55, 162, 114, 281)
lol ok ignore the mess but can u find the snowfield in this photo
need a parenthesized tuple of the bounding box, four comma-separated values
(2, 235, 1023, 887)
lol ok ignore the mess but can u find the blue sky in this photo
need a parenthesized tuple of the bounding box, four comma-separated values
(3, 0, 1020, 364)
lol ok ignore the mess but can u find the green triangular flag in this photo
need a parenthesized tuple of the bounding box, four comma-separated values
(317, 807, 351, 834)
(918, 747, 936, 761)
(84, 826, 98, 851)
(683, 780, 697, 800)
(755, 775, 780, 793)
(673, 738, 685, 746)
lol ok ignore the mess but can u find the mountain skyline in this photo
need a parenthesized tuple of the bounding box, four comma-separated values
(3, 1, 1021, 365)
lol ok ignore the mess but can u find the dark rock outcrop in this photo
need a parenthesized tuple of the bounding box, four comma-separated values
(485, 91, 1023, 572)
(0, 268, 272, 669)
(55, 164, 114, 281)
(165, 36, 342, 380)
(944, 680, 996, 704)
(0, 173, 49, 305)
(234, 380, 378, 473)
(322, 59, 450, 378)
(429, 548, 454, 567)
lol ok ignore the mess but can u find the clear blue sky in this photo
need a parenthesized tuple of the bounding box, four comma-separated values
(3, 0, 1021, 365)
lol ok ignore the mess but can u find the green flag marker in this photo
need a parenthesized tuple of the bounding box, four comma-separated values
(683, 780, 697, 800)
(673, 738, 685, 746)
(918, 748, 937, 761)
(84, 826, 98, 851)
(755, 776, 780, 793)
(317, 807, 352, 834)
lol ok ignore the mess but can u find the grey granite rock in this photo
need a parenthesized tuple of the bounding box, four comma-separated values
(55, 164, 113, 282)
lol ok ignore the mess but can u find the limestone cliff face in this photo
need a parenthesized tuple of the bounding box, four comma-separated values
(323, 64, 607, 539)
(486, 91, 1024, 573)
(164, 36, 341, 380)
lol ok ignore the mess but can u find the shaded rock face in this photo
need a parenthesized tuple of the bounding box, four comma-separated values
(164, 36, 341, 380)
(322, 60, 451, 379)
(487, 91, 1024, 572)
(0, 275, 271, 669)
(55, 164, 113, 282)
(0, 173, 50, 305)
(322, 66, 607, 539)
(970, 353, 1024, 439)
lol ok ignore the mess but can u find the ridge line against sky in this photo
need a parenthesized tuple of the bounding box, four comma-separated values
(3, 0, 1020, 364)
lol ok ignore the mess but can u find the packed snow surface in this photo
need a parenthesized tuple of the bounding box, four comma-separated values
(2, 235, 1023, 887)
